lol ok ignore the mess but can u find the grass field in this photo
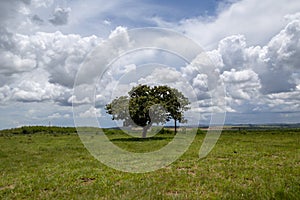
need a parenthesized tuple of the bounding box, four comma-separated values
(0, 128, 299, 199)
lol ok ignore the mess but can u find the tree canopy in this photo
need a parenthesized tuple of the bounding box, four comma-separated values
(105, 84, 190, 138)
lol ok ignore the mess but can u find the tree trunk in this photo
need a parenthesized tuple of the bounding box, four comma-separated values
(175, 120, 177, 134)
(142, 127, 147, 138)
(142, 123, 152, 138)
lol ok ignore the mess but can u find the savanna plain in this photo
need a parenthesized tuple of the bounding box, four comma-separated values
(0, 127, 299, 199)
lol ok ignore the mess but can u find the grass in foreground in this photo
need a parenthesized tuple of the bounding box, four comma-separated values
(0, 129, 299, 199)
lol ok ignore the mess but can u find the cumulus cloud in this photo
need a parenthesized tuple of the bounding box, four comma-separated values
(191, 74, 210, 100)
(253, 19, 300, 94)
(1, 0, 300, 127)
(31, 0, 53, 8)
(49, 7, 71, 26)
(6, 31, 100, 85)
(48, 112, 70, 119)
(31, 14, 44, 25)
(2, 68, 71, 103)
(79, 107, 102, 118)
(103, 19, 111, 25)
(176, 0, 300, 49)
(69, 87, 93, 106)
(201, 14, 300, 114)
(0, 50, 36, 75)
(221, 69, 261, 102)
(266, 19, 300, 70)
(0, 1, 34, 74)
(138, 67, 182, 85)
(218, 35, 247, 72)
(0, 85, 11, 102)
(87, 17, 300, 120)
(0, 30, 101, 107)
(30, 31, 100, 87)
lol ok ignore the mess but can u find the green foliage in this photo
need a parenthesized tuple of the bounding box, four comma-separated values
(158, 128, 174, 134)
(0, 126, 77, 136)
(105, 84, 190, 137)
(102, 128, 124, 135)
(196, 128, 204, 134)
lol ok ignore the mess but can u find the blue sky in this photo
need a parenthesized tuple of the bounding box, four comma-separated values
(140, 0, 222, 20)
(0, 0, 300, 129)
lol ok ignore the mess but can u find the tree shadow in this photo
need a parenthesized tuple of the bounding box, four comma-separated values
(110, 136, 174, 142)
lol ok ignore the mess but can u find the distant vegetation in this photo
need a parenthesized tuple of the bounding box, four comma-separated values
(1, 124, 300, 136)
(0, 126, 77, 136)
(0, 126, 197, 137)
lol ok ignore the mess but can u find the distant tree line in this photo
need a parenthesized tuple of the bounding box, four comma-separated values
(0, 126, 77, 135)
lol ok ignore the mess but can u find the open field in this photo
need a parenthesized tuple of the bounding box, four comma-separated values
(0, 128, 299, 199)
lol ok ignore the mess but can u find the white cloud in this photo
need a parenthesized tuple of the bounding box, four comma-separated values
(69, 95, 91, 106)
(0, 28, 101, 105)
(49, 7, 71, 26)
(48, 112, 70, 119)
(138, 67, 182, 85)
(10, 69, 69, 102)
(218, 35, 247, 71)
(261, 84, 300, 112)
(10, 31, 101, 87)
(221, 69, 261, 101)
(201, 16, 300, 114)
(0, 68, 72, 105)
(31, 14, 44, 25)
(0, 85, 11, 102)
(175, 0, 300, 49)
(191, 74, 210, 100)
(1, 0, 300, 127)
(266, 19, 300, 70)
(79, 107, 102, 118)
(0, 50, 36, 75)
(252, 18, 300, 94)
(103, 19, 111, 25)
(31, 0, 53, 8)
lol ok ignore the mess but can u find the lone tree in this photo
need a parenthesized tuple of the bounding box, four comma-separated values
(105, 84, 190, 138)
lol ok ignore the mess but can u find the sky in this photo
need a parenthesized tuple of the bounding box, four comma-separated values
(0, 0, 300, 129)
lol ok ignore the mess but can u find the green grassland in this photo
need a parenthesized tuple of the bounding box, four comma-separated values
(0, 127, 299, 199)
